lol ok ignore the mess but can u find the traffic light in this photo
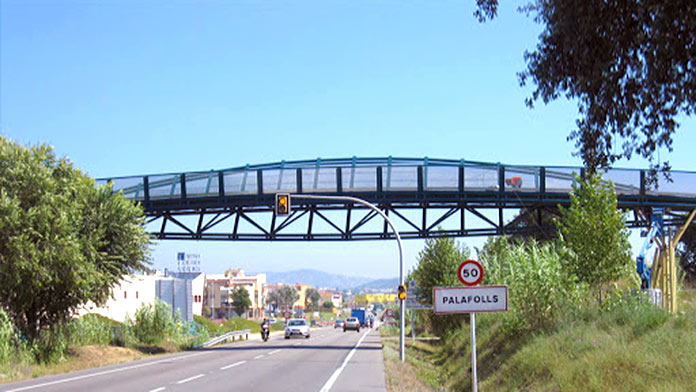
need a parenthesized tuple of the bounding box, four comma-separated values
(397, 284, 407, 301)
(275, 193, 290, 216)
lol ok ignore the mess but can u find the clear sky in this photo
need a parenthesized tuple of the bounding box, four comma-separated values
(2, 1, 694, 279)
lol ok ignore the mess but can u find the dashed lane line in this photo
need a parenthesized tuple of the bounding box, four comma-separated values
(268, 349, 282, 355)
(253, 354, 265, 359)
(176, 374, 204, 385)
(148, 388, 166, 392)
(220, 360, 246, 370)
(3, 351, 210, 392)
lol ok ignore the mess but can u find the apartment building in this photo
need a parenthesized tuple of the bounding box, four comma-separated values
(204, 269, 266, 319)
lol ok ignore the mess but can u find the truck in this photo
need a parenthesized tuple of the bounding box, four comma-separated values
(351, 308, 366, 326)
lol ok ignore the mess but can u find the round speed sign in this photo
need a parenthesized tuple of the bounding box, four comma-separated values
(458, 259, 484, 286)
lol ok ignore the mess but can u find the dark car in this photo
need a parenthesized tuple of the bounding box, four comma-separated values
(334, 320, 345, 329)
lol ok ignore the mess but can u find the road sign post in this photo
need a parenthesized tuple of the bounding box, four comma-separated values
(406, 279, 433, 343)
(434, 260, 508, 392)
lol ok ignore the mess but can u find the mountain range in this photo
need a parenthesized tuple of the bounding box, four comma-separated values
(260, 268, 397, 291)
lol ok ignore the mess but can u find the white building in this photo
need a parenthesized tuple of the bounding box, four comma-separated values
(77, 273, 159, 322)
(156, 271, 205, 322)
(77, 271, 205, 323)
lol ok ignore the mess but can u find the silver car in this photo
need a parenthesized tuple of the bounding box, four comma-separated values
(285, 318, 310, 339)
(343, 317, 360, 332)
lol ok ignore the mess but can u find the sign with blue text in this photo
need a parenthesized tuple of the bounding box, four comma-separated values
(433, 286, 508, 314)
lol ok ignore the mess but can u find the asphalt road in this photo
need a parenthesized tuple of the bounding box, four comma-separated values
(0, 326, 387, 392)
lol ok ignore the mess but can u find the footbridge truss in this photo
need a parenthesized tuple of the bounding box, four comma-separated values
(98, 157, 696, 241)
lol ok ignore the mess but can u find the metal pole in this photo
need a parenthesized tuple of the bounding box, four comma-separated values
(471, 313, 477, 392)
(290, 194, 406, 362)
(411, 309, 415, 343)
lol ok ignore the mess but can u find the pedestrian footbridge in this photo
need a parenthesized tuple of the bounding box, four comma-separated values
(98, 157, 696, 241)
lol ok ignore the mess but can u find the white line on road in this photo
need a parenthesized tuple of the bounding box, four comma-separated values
(220, 360, 246, 370)
(148, 388, 166, 392)
(268, 349, 282, 355)
(319, 329, 371, 392)
(176, 374, 204, 384)
(3, 351, 211, 392)
(254, 354, 264, 359)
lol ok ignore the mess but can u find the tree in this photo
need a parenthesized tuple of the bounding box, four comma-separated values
(558, 174, 635, 303)
(0, 137, 150, 342)
(322, 300, 334, 311)
(476, 0, 695, 180)
(271, 285, 299, 310)
(230, 286, 251, 318)
(411, 235, 470, 335)
(508, 206, 561, 243)
(304, 288, 321, 311)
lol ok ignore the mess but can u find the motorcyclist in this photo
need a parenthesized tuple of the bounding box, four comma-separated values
(260, 318, 270, 341)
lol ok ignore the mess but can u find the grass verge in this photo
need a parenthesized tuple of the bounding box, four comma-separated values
(0, 345, 145, 383)
(381, 327, 444, 392)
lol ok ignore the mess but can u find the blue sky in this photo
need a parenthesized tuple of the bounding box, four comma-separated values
(2, 1, 694, 279)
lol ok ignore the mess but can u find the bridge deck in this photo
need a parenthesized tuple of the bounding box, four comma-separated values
(97, 157, 696, 240)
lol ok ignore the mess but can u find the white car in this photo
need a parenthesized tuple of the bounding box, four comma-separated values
(285, 318, 310, 339)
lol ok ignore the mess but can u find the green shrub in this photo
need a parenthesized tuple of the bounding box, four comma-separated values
(67, 314, 118, 346)
(129, 300, 181, 345)
(31, 325, 68, 363)
(0, 307, 17, 361)
(479, 237, 587, 333)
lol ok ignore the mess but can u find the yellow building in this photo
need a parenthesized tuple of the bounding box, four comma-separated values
(354, 293, 396, 305)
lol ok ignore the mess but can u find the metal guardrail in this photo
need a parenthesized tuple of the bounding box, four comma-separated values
(194, 329, 251, 349)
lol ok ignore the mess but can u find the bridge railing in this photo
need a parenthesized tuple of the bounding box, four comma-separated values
(96, 158, 696, 204)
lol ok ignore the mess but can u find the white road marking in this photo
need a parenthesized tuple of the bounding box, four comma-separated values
(268, 349, 282, 355)
(220, 360, 246, 370)
(148, 388, 166, 392)
(319, 330, 371, 392)
(176, 374, 204, 384)
(3, 351, 210, 392)
(254, 354, 264, 359)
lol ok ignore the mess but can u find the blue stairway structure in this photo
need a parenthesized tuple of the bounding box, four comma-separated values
(97, 157, 696, 241)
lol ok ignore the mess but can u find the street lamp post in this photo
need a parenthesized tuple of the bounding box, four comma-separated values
(289, 194, 406, 362)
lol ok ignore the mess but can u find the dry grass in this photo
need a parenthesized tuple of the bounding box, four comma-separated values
(0, 345, 145, 384)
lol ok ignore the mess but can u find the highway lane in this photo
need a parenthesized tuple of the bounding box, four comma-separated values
(0, 326, 386, 392)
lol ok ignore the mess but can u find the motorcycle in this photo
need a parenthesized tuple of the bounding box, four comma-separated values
(261, 323, 270, 342)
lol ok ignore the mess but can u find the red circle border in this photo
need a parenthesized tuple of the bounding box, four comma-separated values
(457, 259, 484, 286)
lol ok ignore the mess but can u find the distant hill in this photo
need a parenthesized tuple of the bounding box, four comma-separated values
(263, 269, 373, 290)
(261, 269, 397, 291)
(352, 277, 399, 292)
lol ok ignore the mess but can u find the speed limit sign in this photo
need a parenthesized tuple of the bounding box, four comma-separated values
(458, 260, 483, 286)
